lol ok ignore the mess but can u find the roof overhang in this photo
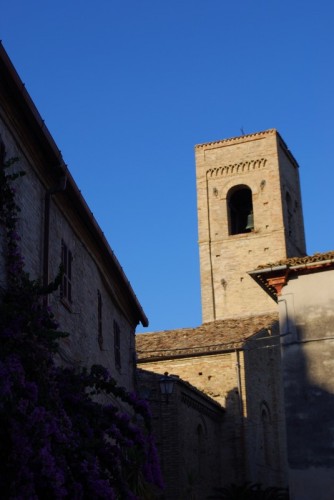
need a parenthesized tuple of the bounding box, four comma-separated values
(249, 256, 334, 301)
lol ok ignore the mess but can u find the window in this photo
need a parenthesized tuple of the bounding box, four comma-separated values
(97, 290, 103, 349)
(227, 185, 254, 235)
(114, 320, 121, 369)
(260, 403, 271, 466)
(61, 240, 72, 303)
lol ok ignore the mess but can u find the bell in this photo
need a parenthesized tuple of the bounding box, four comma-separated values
(245, 211, 254, 231)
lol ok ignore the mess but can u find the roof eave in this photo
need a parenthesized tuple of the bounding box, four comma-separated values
(249, 258, 334, 302)
(0, 42, 148, 328)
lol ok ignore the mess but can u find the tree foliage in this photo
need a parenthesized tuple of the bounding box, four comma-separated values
(0, 158, 162, 499)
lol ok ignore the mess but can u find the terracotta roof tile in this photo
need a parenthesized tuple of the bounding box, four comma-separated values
(136, 313, 278, 360)
(255, 251, 334, 270)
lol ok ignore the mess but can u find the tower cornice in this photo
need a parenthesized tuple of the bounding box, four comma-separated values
(195, 129, 277, 150)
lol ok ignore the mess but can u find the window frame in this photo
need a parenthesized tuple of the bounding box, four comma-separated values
(113, 320, 121, 370)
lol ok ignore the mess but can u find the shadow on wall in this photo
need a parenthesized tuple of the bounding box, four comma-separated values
(206, 384, 289, 498)
(242, 333, 287, 488)
(278, 300, 334, 472)
(281, 310, 334, 500)
(245, 308, 334, 499)
(282, 338, 334, 469)
(136, 368, 225, 500)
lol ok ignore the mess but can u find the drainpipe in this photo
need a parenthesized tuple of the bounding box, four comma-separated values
(42, 174, 67, 307)
(206, 170, 216, 320)
(235, 349, 246, 482)
(235, 349, 243, 418)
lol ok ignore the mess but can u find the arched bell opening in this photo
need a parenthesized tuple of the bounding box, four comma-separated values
(227, 185, 254, 235)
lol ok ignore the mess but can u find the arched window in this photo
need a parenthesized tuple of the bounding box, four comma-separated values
(196, 424, 205, 477)
(227, 185, 254, 235)
(260, 402, 271, 466)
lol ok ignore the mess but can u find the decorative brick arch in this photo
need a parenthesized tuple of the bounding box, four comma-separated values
(207, 158, 267, 178)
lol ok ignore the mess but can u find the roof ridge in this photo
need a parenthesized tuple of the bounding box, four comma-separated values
(137, 312, 278, 337)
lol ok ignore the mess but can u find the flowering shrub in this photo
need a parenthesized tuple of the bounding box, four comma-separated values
(0, 159, 162, 499)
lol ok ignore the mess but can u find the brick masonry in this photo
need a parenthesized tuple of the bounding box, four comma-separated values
(137, 319, 288, 487)
(136, 129, 306, 491)
(195, 129, 306, 323)
(137, 369, 225, 499)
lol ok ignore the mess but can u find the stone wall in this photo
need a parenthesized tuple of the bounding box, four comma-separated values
(278, 267, 334, 499)
(243, 335, 288, 487)
(276, 138, 306, 257)
(137, 369, 225, 499)
(137, 333, 288, 487)
(0, 107, 138, 392)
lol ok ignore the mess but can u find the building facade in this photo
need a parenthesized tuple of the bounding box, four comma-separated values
(250, 252, 334, 500)
(137, 313, 288, 491)
(137, 369, 225, 499)
(137, 129, 309, 494)
(0, 43, 147, 392)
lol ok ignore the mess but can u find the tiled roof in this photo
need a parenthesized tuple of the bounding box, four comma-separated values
(255, 251, 334, 270)
(136, 313, 278, 361)
(195, 129, 277, 149)
(249, 251, 334, 302)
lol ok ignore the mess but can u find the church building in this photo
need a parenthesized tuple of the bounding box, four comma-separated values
(137, 129, 307, 496)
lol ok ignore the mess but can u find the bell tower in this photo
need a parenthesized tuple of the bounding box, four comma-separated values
(195, 129, 306, 323)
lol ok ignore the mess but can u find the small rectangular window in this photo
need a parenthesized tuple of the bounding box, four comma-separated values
(97, 290, 103, 349)
(61, 240, 72, 303)
(114, 320, 121, 369)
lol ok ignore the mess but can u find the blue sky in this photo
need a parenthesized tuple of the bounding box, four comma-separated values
(1, 1, 333, 332)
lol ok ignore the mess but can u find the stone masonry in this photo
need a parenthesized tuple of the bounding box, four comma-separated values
(0, 44, 147, 394)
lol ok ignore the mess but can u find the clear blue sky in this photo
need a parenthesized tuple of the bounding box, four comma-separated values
(1, 1, 333, 333)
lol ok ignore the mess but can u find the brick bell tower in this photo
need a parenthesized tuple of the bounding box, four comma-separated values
(195, 129, 306, 323)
